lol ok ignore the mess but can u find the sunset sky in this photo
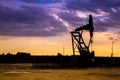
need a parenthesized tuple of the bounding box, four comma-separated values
(0, 0, 120, 56)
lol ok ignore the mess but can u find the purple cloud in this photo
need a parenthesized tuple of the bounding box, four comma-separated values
(0, 2, 67, 37)
(0, 0, 120, 37)
(22, 0, 36, 3)
(64, 0, 120, 32)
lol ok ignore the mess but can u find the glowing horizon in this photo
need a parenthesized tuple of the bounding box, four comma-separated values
(0, 32, 119, 57)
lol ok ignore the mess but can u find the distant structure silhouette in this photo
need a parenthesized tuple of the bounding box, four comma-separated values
(71, 15, 94, 57)
(111, 41, 115, 57)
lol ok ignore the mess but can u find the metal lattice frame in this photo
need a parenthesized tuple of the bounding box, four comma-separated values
(71, 31, 91, 56)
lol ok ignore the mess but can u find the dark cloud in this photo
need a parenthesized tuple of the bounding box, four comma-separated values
(108, 36, 114, 41)
(65, 0, 120, 13)
(65, 0, 98, 13)
(108, 33, 120, 41)
(0, 0, 120, 37)
(0, 4, 51, 23)
(0, 4, 66, 37)
(64, 0, 120, 32)
(22, 0, 63, 3)
(22, 0, 36, 3)
(58, 11, 86, 28)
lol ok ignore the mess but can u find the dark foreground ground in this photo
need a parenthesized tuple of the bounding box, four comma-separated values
(0, 63, 120, 80)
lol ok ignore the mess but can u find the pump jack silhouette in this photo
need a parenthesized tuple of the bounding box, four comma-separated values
(71, 15, 94, 57)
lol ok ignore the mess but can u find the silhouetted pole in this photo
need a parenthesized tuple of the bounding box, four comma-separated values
(63, 46, 65, 55)
(111, 41, 115, 57)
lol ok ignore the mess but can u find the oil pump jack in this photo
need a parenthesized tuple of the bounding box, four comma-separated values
(71, 15, 94, 57)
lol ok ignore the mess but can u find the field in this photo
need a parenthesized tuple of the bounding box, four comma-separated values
(0, 64, 120, 80)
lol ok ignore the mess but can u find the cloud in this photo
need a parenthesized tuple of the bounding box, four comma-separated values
(107, 33, 120, 41)
(58, 11, 85, 28)
(22, 0, 36, 3)
(0, 0, 120, 37)
(0, 6, 45, 23)
(22, 0, 63, 4)
(0, 3, 67, 37)
(64, 0, 120, 32)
